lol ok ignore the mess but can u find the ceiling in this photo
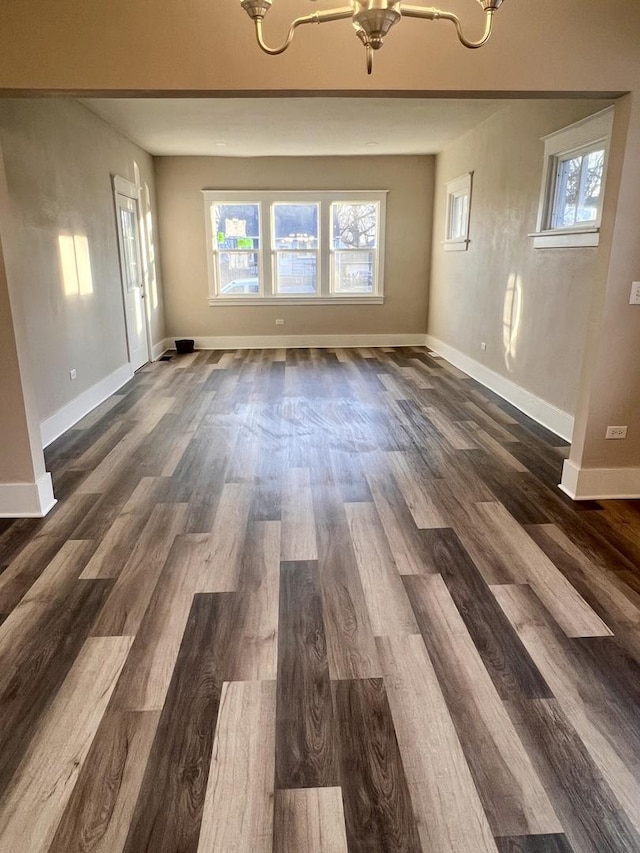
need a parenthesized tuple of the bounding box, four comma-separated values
(80, 97, 509, 157)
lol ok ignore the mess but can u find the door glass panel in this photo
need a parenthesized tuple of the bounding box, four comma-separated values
(119, 207, 140, 291)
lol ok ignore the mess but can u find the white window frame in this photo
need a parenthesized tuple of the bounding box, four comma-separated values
(271, 200, 321, 297)
(203, 190, 386, 305)
(530, 106, 614, 249)
(443, 172, 472, 252)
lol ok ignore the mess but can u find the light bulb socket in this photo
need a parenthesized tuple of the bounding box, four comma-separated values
(477, 0, 503, 10)
(353, 7, 401, 49)
(241, 0, 272, 21)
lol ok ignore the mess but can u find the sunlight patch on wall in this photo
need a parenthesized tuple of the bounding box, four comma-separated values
(503, 272, 522, 372)
(58, 234, 94, 297)
(143, 184, 159, 310)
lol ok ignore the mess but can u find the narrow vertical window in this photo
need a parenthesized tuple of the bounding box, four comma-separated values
(211, 203, 261, 295)
(331, 202, 379, 294)
(444, 173, 472, 251)
(272, 203, 319, 294)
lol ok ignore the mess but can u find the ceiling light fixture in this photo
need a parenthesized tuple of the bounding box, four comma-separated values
(240, 0, 505, 74)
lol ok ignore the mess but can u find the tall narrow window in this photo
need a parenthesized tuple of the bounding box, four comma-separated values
(444, 173, 472, 251)
(331, 202, 379, 294)
(272, 203, 319, 295)
(211, 203, 261, 295)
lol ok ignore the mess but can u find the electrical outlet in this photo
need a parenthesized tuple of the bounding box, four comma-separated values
(480, 341, 487, 352)
(630, 282, 640, 305)
(69, 368, 77, 380)
(605, 425, 627, 440)
(275, 319, 285, 326)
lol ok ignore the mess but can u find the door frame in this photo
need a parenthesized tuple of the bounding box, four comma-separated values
(112, 174, 153, 368)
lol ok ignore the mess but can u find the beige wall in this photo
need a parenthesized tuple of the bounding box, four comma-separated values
(429, 99, 612, 417)
(0, 230, 43, 484)
(156, 155, 434, 339)
(0, 99, 165, 423)
(0, 0, 639, 482)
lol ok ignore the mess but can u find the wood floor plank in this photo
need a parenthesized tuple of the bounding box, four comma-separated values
(123, 593, 238, 853)
(344, 501, 419, 636)
(505, 697, 640, 853)
(476, 501, 613, 638)
(112, 533, 214, 711)
(312, 478, 381, 680)
(0, 492, 100, 611)
(198, 482, 253, 592)
(463, 456, 553, 526)
(365, 453, 436, 575)
(419, 527, 552, 699)
(526, 522, 640, 655)
(330, 447, 373, 503)
(495, 835, 575, 853)
(274, 787, 348, 853)
(423, 406, 478, 450)
(462, 399, 519, 443)
(0, 573, 113, 797)
(281, 467, 318, 561)
(464, 422, 528, 471)
(197, 680, 276, 853)
(49, 709, 161, 853)
(386, 450, 448, 529)
(0, 636, 132, 853)
(333, 677, 422, 853)
(377, 636, 496, 853)
(494, 584, 640, 837)
(403, 573, 561, 836)
(226, 520, 281, 681)
(0, 539, 95, 650)
(75, 397, 175, 494)
(250, 428, 284, 522)
(91, 502, 188, 635)
(377, 633, 498, 853)
(276, 560, 339, 789)
(79, 477, 161, 580)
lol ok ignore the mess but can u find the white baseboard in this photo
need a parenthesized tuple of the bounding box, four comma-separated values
(0, 472, 57, 518)
(165, 333, 425, 350)
(40, 363, 134, 449)
(560, 459, 640, 500)
(152, 338, 171, 360)
(424, 334, 574, 442)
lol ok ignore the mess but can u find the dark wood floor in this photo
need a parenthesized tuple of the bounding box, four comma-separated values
(1, 346, 640, 853)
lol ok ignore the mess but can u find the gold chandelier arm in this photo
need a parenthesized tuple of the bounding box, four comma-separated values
(253, 6, 354, 56)
(401, 5, 495, 48)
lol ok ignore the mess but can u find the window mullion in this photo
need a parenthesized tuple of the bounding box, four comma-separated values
(263, 202, 273, 297)
(320, 201, 331, 297)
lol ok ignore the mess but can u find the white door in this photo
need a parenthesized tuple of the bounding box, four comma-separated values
(115, 189, 149, 371)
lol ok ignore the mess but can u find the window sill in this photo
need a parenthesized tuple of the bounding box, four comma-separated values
(529, 228, 600, 249)
(208, 296, 385, 307)
(442, 239, 469, 252)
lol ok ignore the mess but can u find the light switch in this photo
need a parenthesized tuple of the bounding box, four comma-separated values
(630, 282, 640, 304)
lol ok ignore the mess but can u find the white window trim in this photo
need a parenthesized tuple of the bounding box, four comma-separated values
(443, 172, 472, 252)
(203, 190, 387, 305)
(530, 106, 614, 249)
